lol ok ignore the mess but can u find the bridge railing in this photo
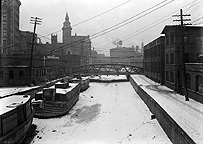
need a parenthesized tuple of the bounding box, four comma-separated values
(71, 63, 143, 75)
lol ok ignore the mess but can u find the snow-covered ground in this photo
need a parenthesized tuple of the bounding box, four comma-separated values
(131, 75, 203, 144)
(0, 86, 35, 97)
(30, 75, 171, 144)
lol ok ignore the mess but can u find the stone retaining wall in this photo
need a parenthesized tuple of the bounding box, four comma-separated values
(129, 75, 195, 144)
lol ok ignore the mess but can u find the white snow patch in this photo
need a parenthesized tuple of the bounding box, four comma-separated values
(31, 75, 171, 144)
(131, 74, 203, 144)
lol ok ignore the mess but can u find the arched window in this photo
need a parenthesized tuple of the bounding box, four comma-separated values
(186, 73, 191, 89)
(196, 75, 203, 93)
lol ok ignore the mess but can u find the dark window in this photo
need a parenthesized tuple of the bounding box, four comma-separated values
(170, 53, 174, 64)
(186, 73, 191, 89)
(9, 70, 14, 79)
(196, 75, 203, 93)
(19, 70, 24, 78)
(0, 70, 3, 79)
(166, 71, 169, 81)
(185, 53, 189, 63)
(184, 35, 188, 43)
(170, 32, 175, 44)
(3, 40, 6, 46)
(166, 54, 169, 64)
(36, 70, 38, 77)
(170, 71, 174, 83)
(166, 35, 169, 46)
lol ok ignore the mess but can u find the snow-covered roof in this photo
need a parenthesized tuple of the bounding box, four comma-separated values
(0, 95, 30, 115)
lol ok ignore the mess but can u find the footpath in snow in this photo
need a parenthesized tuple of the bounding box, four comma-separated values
(29, 75, 171, 144)
(131, 75, 203, 144)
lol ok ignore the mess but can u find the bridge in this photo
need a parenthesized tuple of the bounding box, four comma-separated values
(71, 63, 143, 76)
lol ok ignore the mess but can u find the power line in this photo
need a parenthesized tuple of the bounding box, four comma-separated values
(95, 0, 201, 52)
(37, 0, 132, 41)
(90, 0, 172, 38)
(2, 0, 174, 67)
(1, 0, 132, 51)
(184, 0, 203, 12)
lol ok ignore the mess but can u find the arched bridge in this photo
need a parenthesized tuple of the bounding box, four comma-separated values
(71, 63, 143, 76)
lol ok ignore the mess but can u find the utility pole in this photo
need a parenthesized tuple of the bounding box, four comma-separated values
(173, 9, 191, 101)
(28, 17, 42, 86)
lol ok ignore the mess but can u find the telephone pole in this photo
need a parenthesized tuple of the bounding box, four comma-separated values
(173, 9, 191, 101)
(28, 17, 42, 86)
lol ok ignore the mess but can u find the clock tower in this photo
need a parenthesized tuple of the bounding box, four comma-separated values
(62, 12, 72, 44)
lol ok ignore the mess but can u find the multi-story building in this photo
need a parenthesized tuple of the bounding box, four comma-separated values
(0, 5, 91, 86)
(1, 0, 21, 54)
(161, 25, 203, 103)
(110, 45, 143, 67)
(144, 25, 203, 103)
(144, 36, 165, 84)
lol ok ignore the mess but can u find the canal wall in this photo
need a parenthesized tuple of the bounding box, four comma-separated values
(129, 75, 195, 144)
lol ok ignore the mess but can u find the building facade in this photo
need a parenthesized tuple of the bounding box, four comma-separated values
(0, 8, 91, 86)
(161, 25, 203, 103)
(144, 36, 165, 84)
(1, 0, 21, 54)
(144, 25, 203, 103)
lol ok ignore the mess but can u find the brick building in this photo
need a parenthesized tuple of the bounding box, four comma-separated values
(144, 25, 203, 103)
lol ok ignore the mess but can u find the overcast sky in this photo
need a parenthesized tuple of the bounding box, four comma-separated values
(19, 0, 203, 55)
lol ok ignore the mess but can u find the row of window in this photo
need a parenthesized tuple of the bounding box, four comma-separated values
(165, 71, 203, 94)
(0, 68, 48, 80)
(0, 70, 24, 79)
(166, 71, 191, 88)
(33, 69, 47, 77)
(144, 46, 161, 58)
(166, 32, 188, 46)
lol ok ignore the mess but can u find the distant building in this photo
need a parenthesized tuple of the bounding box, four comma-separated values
(0, 0, 21, 54)
(110, 46, 143, 67)
(18, 31, 37, 54)
(141, 41, 144, 53)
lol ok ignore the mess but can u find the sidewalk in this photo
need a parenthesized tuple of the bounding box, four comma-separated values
(131, 75, 203, 144)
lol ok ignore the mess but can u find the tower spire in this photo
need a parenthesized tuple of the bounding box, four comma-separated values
(62, 11, 72, 44)
(65, 12, 69, 21)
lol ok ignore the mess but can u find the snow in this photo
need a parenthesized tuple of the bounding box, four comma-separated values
(131, 75, 203, 144)
(30, 75, 171, 144)
(0, 95, 30, 115)
(0, 86, 36, 97)
(0, 79, 60, 97)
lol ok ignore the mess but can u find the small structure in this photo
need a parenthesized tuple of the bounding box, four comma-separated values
(32, 80, 80, 118)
